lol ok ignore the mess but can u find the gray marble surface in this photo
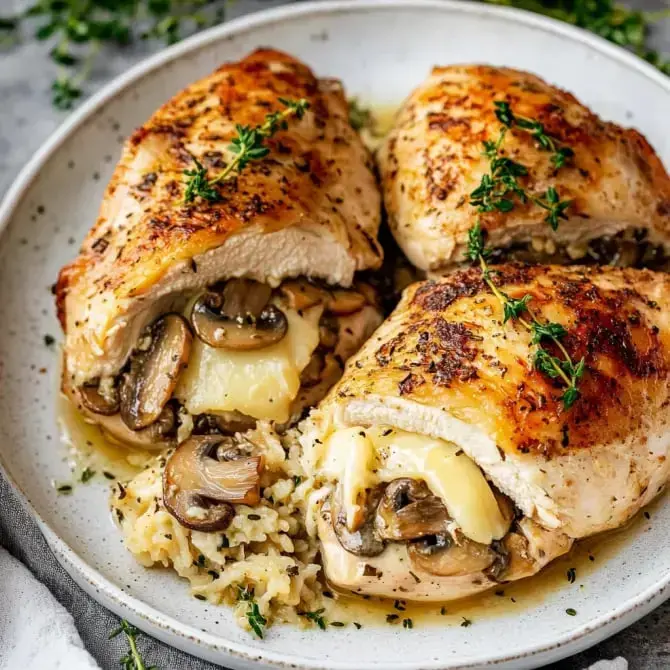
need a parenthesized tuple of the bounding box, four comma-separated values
(1, 0, 669, 668)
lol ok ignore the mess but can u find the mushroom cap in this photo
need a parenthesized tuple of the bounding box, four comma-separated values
(163, 434, 263, 532)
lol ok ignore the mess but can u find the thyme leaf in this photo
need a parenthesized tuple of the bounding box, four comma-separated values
(471, 103, 573, 229)
(467, 224, 585, 410)
(237, 586, 267, 639)
(302, 608, 327, 630)
(181, 98, 310, 205)
(109, 619, 158, 670)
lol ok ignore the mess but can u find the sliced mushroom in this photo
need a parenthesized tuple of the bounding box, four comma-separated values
(375, 478, 450, 540)
(332, 487, 386, 557)
(120, 314, 192, 430)
(193, 411, 257, 436)
(279, 279, 327, 311)
(79, 378, 119, 415)
(318, 314, 339, 350)
(99, 405, 177, 450)
(326, 289, 367, 315)
(191, 279, 287, 350)
(408, 532, 498, 577)
(163, 434, 263, 532)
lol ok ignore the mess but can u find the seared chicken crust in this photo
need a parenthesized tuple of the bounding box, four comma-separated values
(57, 49, 382, 383)
(378, 65, 670, 271)
(320, 264, 670, 539)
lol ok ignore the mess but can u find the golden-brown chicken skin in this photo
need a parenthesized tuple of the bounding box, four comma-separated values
(378, 65, 670, 272)
(57, 49, 382, 384)
(317, 264, 670, 539)
(300, 264, 670, 600)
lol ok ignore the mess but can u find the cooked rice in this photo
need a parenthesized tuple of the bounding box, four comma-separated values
(112, 421, 329, 633)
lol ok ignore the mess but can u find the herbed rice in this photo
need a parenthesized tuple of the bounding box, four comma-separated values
(111, 421, 330, 633)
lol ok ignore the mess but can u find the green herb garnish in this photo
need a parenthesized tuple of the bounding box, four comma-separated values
(566, 607, 577, 616)
(181, 97, 310, 205)
(466, 224, 585, 409)
(80, 467, 95, 483)
(471, 105, 573, 230)
(483, 0, 670, 75)
(237, 586, 267, 639)
(109, 619, 158, 670)
(302, 608, 327, 630)
(237, 586, 268, 640)
(348, 98, 376, 133)
(1, 1, 221, 110)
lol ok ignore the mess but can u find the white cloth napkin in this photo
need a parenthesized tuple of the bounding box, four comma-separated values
(0, 547, 100, 670)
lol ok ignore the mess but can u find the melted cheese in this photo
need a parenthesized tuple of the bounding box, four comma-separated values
(319, 425, 508, 545)
(175, 306, 321, 423)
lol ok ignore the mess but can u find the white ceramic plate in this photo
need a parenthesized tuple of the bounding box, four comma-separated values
(2, 1, 670, 668)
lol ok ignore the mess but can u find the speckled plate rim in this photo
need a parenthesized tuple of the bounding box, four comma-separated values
(1, 1, 670, 668)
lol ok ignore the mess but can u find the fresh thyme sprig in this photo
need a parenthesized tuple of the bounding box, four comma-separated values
(109, 619, 158, 670)
(471, 104, 573, 230)
(494, 101, 575, 169)
(237, 585, 267, 639)
(181, 97, 310, 205)
(467, 223, 585, 409)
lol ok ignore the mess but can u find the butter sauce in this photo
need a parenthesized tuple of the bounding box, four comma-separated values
(322, 498, 659, 628)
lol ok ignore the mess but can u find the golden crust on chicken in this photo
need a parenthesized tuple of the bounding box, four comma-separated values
(301, 264, 670, 600)
(378, 64, 670, 272)
(57, 48, 382, 385)
(56, 49, 384, 455)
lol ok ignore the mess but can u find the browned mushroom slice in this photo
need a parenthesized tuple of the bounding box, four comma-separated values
(119, 314, 192, 430)
(79, 378, 119, 415)
(99, 405, 177, 450)
(408, 533, 499, 577)
(163, 434, 263, 531)
(279, 279, 327, 311)
(331, 487, 386, 557)
(375, 478, 450, 540)
(326, 289, 367, 315)
(191, 279, 288, 350)
(193, 411, 257, 436)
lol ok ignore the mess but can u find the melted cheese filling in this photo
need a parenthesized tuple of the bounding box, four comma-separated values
(318, 425, 508, 545)
(175, 305, 322, 423)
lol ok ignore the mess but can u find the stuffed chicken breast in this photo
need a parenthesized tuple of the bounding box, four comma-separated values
(56, 48, 383, 455)
(301, 264, 670, 600)
(378, 65, 670, 273)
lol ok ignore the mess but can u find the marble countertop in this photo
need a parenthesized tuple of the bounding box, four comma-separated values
(1, 1, 669, 668)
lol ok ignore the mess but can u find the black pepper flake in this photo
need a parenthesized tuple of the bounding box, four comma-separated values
(644, 511, 651, 520)
(56, 483, 72, 494)
(247, 513, 261, 521)
(208, 570, 220, 579)
(43, 334, 55, 347)
(440, 606, 447, 615)
(386, 614, 399, 623)
(408, 571, 421, 583)
(402, 618, 413, 629)
(353, 622, 362, 629)
(460, 617, 472, 627)
(103, 471, 116, 480)
(286, 565, 299, 577)
(330, 621, 345, 627)
(194, 594, 207, 601)
(567, 567, 576, 584)
(116, 482, 126, 499)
